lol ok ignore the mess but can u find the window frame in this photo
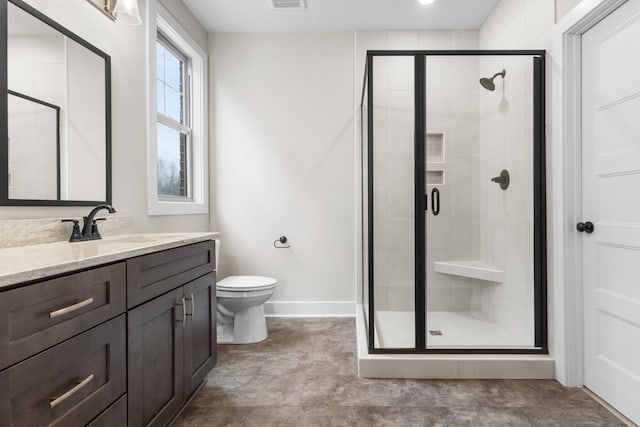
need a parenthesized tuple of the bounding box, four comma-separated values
(147, 0, 208, 215)
(156, 33, 190, 200)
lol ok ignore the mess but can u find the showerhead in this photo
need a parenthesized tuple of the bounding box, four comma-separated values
(479, 69, 506, 91)
(479, 77, 496, 91)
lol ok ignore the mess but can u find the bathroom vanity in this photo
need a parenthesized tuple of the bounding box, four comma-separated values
(0, 233, 217, 427)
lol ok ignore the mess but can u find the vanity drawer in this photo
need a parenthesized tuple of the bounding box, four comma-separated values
(127, 240, 214, 308)
(0, 263, 126, 370)
(0, 315, 126, 427)
(87, 395, 127, 427)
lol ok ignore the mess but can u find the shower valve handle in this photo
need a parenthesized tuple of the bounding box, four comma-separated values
(491, 169, 510, 190)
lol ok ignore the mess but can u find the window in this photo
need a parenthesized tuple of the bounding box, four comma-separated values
(148, 1, 208, 215)
(156, 34, 189, 199)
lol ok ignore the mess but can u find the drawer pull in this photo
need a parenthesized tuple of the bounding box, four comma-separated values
(176, 298, 186, 327)
(186, 293, 195, 317)
(49, 298, 94, 319)
(182, 298, 186, 327)
(50, 374, 94, 408)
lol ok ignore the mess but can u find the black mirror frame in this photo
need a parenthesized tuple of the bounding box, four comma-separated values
(0, 0, 112, 207)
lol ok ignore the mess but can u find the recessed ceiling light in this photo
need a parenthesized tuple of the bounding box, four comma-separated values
(418, 0, 436, 5)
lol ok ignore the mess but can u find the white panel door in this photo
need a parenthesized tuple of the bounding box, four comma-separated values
(582, 0, 640, 424)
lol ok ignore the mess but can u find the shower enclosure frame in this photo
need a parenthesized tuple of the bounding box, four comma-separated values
(361, 50, 547, 355)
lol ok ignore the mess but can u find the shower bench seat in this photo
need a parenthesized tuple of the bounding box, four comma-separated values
(433, 260, 504, 283)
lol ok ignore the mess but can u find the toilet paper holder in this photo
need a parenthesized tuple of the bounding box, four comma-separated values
(273, 236, 290, 249)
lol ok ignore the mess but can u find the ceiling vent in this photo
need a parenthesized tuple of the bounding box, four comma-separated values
(270, 0, 307, 10)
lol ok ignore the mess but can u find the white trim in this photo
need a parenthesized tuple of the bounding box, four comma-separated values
(551, 0, 628, 387)
(355, 305, 555, 379)
(264, 301, 355, 317)
(146, 0, 209, 216)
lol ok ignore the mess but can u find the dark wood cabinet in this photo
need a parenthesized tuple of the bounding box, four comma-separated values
(127, 245, 217, 427)
(0, 316, 126, 427)
(127, 241, 215, 309)
(87, 396, 127, 427)
(0, 263, 126, 371)
(0, 239, 216, 427)
(184, 273, 217, 397)
(128, 288, 185, 427)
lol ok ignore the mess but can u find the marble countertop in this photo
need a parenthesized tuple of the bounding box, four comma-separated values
(0, 232, 218, 289)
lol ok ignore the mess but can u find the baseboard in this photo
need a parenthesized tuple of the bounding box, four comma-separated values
(264, 301, 355, 317)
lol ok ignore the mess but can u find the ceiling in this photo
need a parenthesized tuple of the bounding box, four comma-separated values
(182, 0, 501, 33)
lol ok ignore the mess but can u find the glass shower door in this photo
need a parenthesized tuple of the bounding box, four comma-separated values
(361, 50, 546, 353)
(424, 55, 537, 349)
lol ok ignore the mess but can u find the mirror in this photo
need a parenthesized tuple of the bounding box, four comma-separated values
(1, 0, 111, 206)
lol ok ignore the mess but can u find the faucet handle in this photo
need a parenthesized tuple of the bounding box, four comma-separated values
(61, 219, 82, 242)
(90, 218, 107, 237)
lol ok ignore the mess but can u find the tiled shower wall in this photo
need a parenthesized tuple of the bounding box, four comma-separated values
(425, 56, 482, 313)
(355, 31, 481, 312)
(475, 0, 556, 346)
(368, 53, 416, 312)
(477, 55, 535, 345)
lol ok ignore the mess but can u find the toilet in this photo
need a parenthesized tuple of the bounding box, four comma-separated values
(214, 240, 277, 344)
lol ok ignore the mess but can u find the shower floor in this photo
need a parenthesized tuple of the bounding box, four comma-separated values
(374, 310, 527, 348)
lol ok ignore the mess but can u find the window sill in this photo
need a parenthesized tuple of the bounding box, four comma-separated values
(148, 200, 208, 216)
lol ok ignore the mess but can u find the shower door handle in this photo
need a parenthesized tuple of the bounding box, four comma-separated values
(431, 188, 440, 216)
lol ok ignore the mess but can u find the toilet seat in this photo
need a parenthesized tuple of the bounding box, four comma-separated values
(217, 275, 277, 292)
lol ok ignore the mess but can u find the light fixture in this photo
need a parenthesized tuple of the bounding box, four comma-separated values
(114, 0, 142, 25)
(418, 0, 436, 4)
(86, 0, 142, 26)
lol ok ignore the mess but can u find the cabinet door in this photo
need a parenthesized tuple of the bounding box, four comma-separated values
(184, 273, 217, 397)
(128, 288, 185, 427)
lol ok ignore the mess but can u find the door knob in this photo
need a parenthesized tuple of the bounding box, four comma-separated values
(576, 221, 594, 233)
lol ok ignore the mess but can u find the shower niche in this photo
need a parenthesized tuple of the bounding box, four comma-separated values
(426, 132, 445, 185)
(360, 51, 546, 353)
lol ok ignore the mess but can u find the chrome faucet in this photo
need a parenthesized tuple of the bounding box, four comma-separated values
(62, 204, 117, 242)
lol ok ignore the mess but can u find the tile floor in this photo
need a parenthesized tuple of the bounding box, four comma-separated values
(175, 318, 625, 426)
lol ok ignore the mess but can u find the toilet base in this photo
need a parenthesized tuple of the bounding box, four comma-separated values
(217, 304, 269, 344)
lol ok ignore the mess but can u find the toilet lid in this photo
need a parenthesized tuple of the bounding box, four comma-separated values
(217, 275, 277, 291)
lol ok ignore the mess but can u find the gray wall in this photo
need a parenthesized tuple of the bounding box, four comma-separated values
(209, 32, 356, 309)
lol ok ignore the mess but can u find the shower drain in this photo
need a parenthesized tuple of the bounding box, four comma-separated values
(429, 330, 443, 336)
